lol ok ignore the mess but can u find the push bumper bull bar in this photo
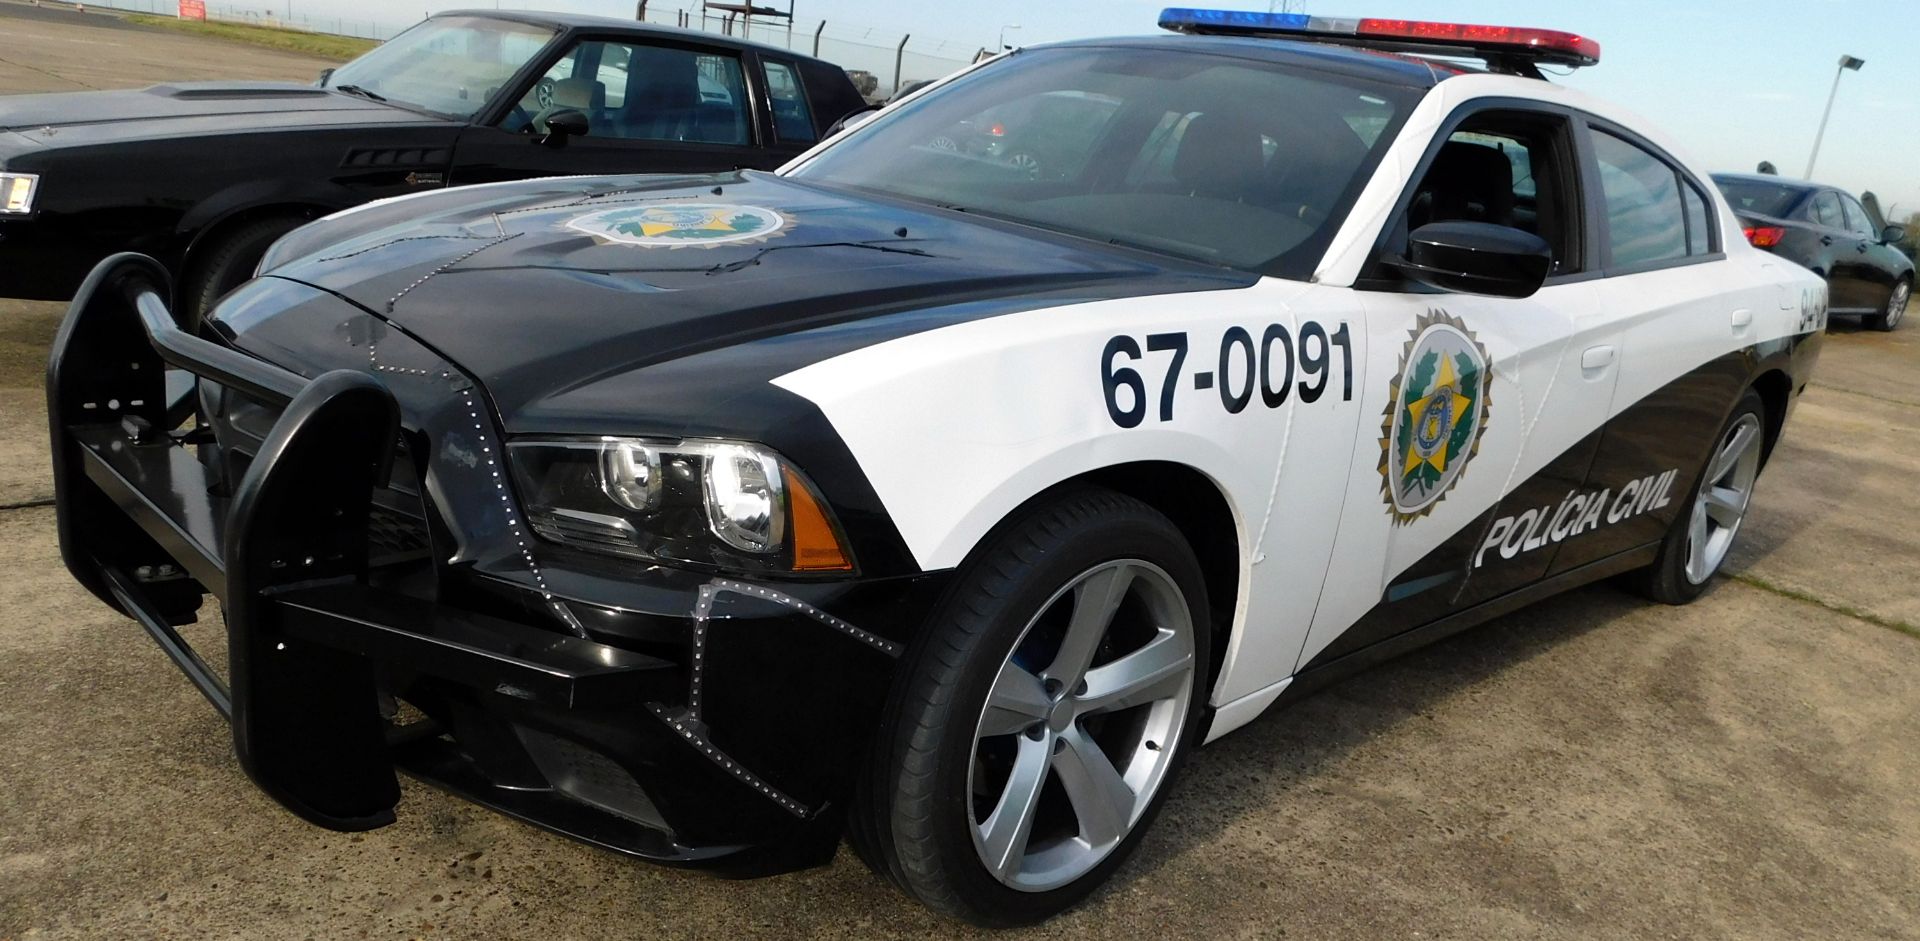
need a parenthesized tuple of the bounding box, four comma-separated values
(47, 254, 675, 834)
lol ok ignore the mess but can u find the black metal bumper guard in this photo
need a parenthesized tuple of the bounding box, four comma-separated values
(47, 254, 682, 838)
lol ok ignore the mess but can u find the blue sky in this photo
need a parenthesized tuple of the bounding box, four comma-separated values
(287, 0, 1920, 213)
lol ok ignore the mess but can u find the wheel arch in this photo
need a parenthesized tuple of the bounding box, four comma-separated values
(180, 202, 330, 271)
(1749, 367, 1793, 464)
(174, 176, 362, 276)
(965, 460, 1246, 702)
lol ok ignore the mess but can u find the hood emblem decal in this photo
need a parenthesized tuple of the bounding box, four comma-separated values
(566, 203, 790, 248)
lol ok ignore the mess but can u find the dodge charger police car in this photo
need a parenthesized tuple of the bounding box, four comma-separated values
(49, 9, 1825, 927)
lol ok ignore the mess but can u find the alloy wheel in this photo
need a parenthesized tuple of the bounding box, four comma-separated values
(1888, 281, 1909, 329)
(967, 560, 1196, 892)
(1684, 413, 1763, 585)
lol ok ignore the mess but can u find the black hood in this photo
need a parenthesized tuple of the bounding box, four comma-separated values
(250, 172, 1252, 424)
(0, 83, 424, 142)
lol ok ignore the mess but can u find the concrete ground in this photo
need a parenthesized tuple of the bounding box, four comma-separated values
(2, 10, 1917, 940)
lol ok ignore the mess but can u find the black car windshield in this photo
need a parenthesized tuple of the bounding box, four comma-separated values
(323, 16, 557, 119)
(788, 45, 1417, 279)
(1713, 176, 1811, 219)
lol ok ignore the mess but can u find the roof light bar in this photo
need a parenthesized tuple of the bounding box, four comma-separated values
(1157, 8, 1601, 71)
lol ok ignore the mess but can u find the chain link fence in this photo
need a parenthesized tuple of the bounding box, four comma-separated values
(65, 1, 981, 96)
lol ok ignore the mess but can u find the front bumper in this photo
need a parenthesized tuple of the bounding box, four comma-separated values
(0, 211, 106, 301)
(47, 254, 937, 875)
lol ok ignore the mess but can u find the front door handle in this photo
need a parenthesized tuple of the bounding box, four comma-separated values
(1731, 308, 1753, 330)
(1581, 345, 1616, 373)
(1820, 235, 1835, 246)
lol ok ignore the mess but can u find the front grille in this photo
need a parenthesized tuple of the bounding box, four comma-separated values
(201, 379, 434, 569)
(368, 503, 432, 567)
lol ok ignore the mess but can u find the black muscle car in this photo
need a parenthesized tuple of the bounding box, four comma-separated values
(1713, 173, 1912, 331)
(0, 10, 865, 321)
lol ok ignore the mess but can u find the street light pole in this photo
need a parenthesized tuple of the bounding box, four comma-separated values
(999, 23, 1021, 50)
(1805, 54, 1865, 179)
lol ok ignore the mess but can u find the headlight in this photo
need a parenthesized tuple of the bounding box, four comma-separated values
(508, 437, 854, 575)
(0, 173, 38, 214)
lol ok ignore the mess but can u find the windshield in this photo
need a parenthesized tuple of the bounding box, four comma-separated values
(1713, 176, 1810, 219)
(324, 15, 558, 119)
(788, 46, 1416, 278)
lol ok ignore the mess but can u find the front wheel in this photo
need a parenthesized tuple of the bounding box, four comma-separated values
(852, 488, 1211, 926)
(1866, 277, 1909, 332)
(181, 215, 308, 332)
(1629, 389, 1766, 605)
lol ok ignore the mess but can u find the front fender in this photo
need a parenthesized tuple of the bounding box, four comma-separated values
(175, 179, 355, 256)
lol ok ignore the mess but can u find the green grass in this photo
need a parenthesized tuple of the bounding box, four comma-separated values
(1733, 572, 1920, 641)
(125, 14, 378, 62)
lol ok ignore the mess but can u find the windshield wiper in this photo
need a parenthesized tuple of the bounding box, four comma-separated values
(334, 84, 387, 103)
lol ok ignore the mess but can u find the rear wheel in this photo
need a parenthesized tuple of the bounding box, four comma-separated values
(852, 487, 1210, 926)
(1866, 277, 1909, 332)
(1630, 389, 1766, 605)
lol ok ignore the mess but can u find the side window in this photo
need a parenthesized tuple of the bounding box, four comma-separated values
(1681, 180, 1713, 256)
(505, 41, 750, 145)
(683, 52, 751, 145)
(762, 60, 816, 144)
(1840, 195, 1877, 239)
(1592, 130, 1686, 268)
(1809, 192, 1845, 230)
(503, 46, 583, 132)
(1406, 111, 1581, 274)
(595, 45, 629, 109)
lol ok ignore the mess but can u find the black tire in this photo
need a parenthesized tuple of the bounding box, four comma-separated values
(850, 487, 1212, 927)
(181, 215, 307, 332)
(1627, 389, 1766, 605)
(1865, 277, 1909, 332)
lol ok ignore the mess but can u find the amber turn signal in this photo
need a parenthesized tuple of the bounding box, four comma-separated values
(785, 467, 853, 572)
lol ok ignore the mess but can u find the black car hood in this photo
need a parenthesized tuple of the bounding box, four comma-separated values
(252, 172, 1250, 425)
(0, 83, 422, 141)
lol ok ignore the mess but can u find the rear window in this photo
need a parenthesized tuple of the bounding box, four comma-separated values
(1594, 131, 1686, 267)
(789, 46, 1417, 280)
(1712, 177, 1808, 219)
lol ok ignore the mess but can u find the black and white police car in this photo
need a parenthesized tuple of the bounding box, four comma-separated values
(50, 8, 1825, 926)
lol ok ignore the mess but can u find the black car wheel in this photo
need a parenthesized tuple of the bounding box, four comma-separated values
(851, 487, 1211, 927)
(182, 215, 308, 332)
(1867, 277, 1909, 332)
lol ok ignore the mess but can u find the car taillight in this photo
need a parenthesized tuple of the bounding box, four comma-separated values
(989, 123, 1006, 137)
(1742, 225, 1786, 248)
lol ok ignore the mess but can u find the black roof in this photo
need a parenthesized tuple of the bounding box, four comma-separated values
(437, 9, 835, 64)
(1045, 34, 1459, 88)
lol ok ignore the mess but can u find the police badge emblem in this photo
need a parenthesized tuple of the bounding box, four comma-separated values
(1379, 309, 1493, 524)
(567, 203, 790, 248)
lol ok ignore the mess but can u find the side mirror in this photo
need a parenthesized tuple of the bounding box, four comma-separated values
(1882, 224, 1907, 245)
(317, 68, 335, 87)
(1390, 221, 1553, 299)
(539, 109, 589, 147)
